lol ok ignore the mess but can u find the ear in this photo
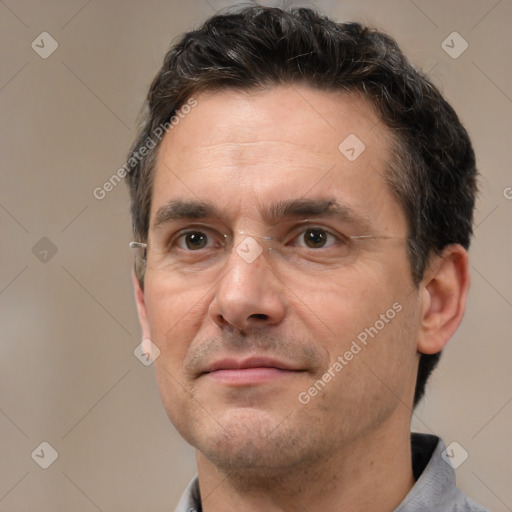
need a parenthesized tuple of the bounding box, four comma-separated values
(132, 268, 151, 340)
(417, 244, 471, 354)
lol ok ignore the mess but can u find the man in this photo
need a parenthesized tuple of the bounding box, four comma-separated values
(126, 6, 487, 512)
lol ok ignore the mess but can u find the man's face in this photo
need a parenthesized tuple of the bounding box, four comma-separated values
(136, 86, 423, 474)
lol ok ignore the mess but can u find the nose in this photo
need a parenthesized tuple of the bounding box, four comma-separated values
(208, 238, 286, 334)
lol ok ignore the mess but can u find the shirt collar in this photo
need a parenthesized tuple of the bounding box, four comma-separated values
(174, 434, 487, 512)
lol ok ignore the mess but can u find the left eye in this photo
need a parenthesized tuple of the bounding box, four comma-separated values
(291, 228, 340, 249)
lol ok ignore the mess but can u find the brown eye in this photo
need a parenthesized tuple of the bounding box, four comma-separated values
(183, 232, 208, 250)
(303, 228, 328, 248)
(173, 228, 225, 253)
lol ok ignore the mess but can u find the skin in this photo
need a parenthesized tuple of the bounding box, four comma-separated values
(133, 85, 470, 512)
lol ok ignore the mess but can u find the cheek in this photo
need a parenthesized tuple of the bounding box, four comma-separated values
(286, 266, 394, 338)
(344, 294, 420, 401)
(144, 275, 212, 434)
(144, 272, 209, 364)
(311, 300, 419, 429)
(293, 262, 418, 375)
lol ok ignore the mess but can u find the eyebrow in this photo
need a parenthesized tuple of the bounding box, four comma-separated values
(265, 198, 372, 231)
(152, 200, 223, 229)
(151, 198, 372, 232)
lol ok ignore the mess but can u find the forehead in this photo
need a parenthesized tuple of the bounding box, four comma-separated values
(151, 85, 406, 234)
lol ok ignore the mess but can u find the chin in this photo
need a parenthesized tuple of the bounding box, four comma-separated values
(191, 408, 319, 476)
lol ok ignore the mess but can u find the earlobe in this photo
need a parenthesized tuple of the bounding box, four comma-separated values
(132, 268, 151, 340)
(417, 245, 471, 355)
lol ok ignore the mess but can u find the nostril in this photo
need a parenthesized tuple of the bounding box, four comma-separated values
(250, 314, 269, 320)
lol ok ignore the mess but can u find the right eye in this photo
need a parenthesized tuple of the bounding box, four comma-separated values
(173, 230, 225, 251)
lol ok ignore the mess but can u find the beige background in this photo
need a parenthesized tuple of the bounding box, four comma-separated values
(1, 0, 511, 510)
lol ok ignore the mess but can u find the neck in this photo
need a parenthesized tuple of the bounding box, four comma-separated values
(195, 417, 415, 512)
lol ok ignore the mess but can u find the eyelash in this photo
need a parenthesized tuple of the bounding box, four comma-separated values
(174, 229, 224, 250)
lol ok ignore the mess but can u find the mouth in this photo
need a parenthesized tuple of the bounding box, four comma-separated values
(203, 357, 305, 385)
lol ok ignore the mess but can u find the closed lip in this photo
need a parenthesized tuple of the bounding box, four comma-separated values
(203, 356, 302, 374)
